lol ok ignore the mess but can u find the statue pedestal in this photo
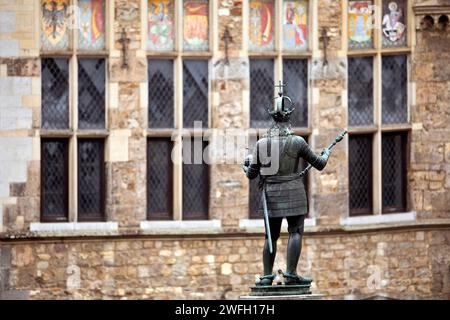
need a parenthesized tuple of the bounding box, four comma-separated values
(240, 285, 325, 300)
(240, 294, 324, 300)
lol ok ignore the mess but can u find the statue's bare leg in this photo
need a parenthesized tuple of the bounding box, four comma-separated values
(263, 217, 282, 275)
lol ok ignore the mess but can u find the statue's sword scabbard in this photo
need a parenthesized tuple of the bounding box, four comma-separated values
(261, 187, 273, 254)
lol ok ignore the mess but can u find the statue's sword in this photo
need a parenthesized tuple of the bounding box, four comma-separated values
(261, 187, 273, 254)
(260, 130, 347, 254)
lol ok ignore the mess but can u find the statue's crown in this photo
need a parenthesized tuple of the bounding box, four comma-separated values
(268, 81, 295, 123)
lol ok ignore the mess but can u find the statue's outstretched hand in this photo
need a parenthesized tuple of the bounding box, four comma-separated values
(243, 154, 253, 173)
(321, 148, 331, 161)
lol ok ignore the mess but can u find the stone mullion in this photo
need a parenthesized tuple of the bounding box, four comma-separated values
(373, 53, 382, 216)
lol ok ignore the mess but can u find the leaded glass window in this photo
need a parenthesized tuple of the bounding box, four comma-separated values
(78, 139, 105, 221)
(349, 134, 373, 216)
(249, 0, 275, 51)
(382, 55, 408, 124)
(348, 57, 374, 126)
(183, 60, 209, 128)
(41, 139, 69, 222)
(382, 132, 407, 213)
(382, 0, 407, 48)
(283, 0, 308, 51)
(182, 138, 209, 219)
(148, 59, 174, 128)
(41, 58, 69, 130)
(283, 59, 308, 127)
(250, 59, 274, 128)
(183, 0, 209, 51)
(41, 0, 70, 51)
(78, 58, 105, 129)
(77, 0, 106, 51)
(348, 1, 374, 50)
(148, 0, 175, 51)
(148, 139, 173, 220)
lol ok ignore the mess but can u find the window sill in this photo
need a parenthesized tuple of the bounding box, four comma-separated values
(29, 222, 118, 233)
(140, 220, 221, 235)
(340, 212, 416, 226)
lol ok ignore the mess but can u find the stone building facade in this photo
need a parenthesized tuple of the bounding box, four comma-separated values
(0, 0, 449, 299)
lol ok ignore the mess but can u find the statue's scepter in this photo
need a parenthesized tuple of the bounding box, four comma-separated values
(297, 130, 347, 178)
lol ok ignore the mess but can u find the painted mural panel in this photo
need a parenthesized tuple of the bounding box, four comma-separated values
(348, 1, 374, 50)
(77, 0, 105, 51)
(382, 0, 407, 48)
(249, 0, 274, 51)
(183, 0, 209, 51)
(283, 0, 308, 51)
(148, 0, 175, 51)
(41, 0, 70, 51)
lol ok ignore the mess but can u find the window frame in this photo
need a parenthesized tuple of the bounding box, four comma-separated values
(39, 0, 110, 223)
(144, 0, 213, 221)
(345, 0, 413, 216)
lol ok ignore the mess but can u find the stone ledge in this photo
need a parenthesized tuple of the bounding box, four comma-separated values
(140, 220, 222, 235)
(1, 219, 449, 241)
(29, 222, 119, 233)
(340, 212, 416, 226)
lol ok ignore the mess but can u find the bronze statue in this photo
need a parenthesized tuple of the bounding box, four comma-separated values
(243, 81, 346, 287)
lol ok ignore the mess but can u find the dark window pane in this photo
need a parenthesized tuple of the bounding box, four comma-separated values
(283, 59, 308, 127)
(78, 58, 105, 129)
(348, 56, 374, 126)
(250, 59, 274, 128)
(382, 0, 407, 48)
(41, 58, 69, 129)
(382, 132, 407, 213)
(148, 59, 174, 128)
(41, 139, 68, 221)
(349, 134, 373, 216)
(78, 139, 104, 221)
(183, 60, 208, 128)
(382, 55, 408, 124)
(147, 138, 173, 220)
(182, 138, 209, 219)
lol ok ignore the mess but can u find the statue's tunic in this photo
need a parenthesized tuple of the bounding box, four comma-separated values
(246, 135, 327, 218)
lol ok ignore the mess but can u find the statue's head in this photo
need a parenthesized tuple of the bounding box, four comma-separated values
(268, 81, 295, 123)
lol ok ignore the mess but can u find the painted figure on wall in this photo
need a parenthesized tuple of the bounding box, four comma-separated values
(183, 0, 209, 51)
(41, 0, 70, 51)
(249, 0, 274, 51)
(78, 0, 105, 50)
(283, 0, 308, 51)
(348, 1, 373, 50)
(382, 1, 406, 47)
(148, 0, 174, 51)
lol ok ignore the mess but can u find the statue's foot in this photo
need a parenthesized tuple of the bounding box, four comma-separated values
(282, 272, 313, 285)
(255, 274, 275, 286)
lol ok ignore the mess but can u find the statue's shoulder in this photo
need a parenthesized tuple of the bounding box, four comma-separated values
(290, 135, 307, 147)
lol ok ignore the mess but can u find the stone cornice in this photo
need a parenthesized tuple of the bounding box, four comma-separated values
(1, 219, 450, 242)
